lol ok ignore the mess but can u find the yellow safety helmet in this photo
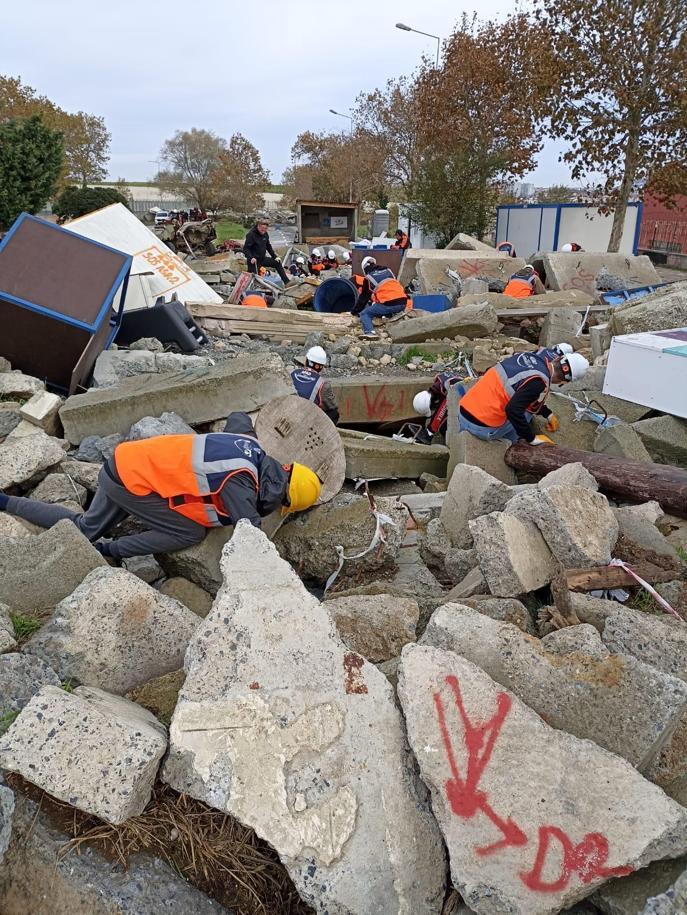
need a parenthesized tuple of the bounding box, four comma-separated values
(283, 462, 322, 515)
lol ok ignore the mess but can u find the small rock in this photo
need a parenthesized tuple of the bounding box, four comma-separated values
(127, 412, 195, 441)
(129, 336, 164, 352)
(74, 433, 124, 463)
(0, 432, 65, 489)
(122, 554, 164, 583)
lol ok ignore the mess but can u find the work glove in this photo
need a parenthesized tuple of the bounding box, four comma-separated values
(531, 434, 556, 446)
(546, 414, 560, 433)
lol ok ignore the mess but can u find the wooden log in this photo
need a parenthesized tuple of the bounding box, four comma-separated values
(565, 563, 682, 592)
(505, 443, 687, 518)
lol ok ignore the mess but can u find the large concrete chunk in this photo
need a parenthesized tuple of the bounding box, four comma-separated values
(59, 354, 292, 444)
(422, 606, 687, 771)
(325, 593, 418, 662)
(0, 520, 105, 613)
(595, 855, 687, 915)
(0, 372, 44, 399)
(157, 527, 234, 595)
(632, 416, 687, 467)
(163, 523, 446, 914)
(0, 793, 230, 915)
(602, 608, 687, 683)
(538, 461, 599, 491)
(507, 485, 619, 567)
(469, 511, 556, 596)
(398, 644, 687, 915)
(594, 423, 653, 462)
(0, 653, 60, 714)
(447, 430, 517, 485)
(537, 252, 660, 295)
(330, 373, 433, 424)
(274, 494, 407, 584)
(399, 250, 522, 288)
(340, 429, 448, 480)
(610, 280, 687, 336)
(0, 685, 166, 824)
(440, 464, 512, 549)
(539, 307, 584, 347)
(26, 567, 199, 694)
(388, 302, 498, 344)
(0, 432, 65, 488)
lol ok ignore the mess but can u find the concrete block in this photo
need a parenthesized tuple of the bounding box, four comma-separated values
(331, 374, 434, 425)
(538, 461, 599, 490)
(340, 430, 448, 480)
(469, 511, 556, 596)
(633, 415, 687, 467)
(0, 432, 65, 489)
(0, 373, 44, 399)
(595, 856, 687, 915)
(539, 307, 583, 348)
(0, 685, 167, 824)
(18, 391, 62, 435)
(399, 250, 522, 288)
(594, 422, 653, 462)
(537, 252, 660, 295)
(610, 279, 687, 336)
(387, 303, 498, 344)
(448, 431, 517, 484)
(590, 322, 612, 359)
(59, 354, 292, 444)
(445, 233, 496, 252)
(0, 653, 60, 714)
(440, 463, 512, 548)
(159, 577, 214, 617)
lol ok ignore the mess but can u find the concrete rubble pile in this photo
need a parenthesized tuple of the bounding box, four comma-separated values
(1, 237, 687, 914)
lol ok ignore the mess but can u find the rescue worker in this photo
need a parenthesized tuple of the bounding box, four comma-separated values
(458, 350, 589, 445)
(503, 264, 538, 298)
(291, 345, 340, 425)
(393, 229, 411, 251)
(561, 242, 583, 252)
(497, 241, 517, 257)
(323, 250, 338, 270)
(354, 256, 408, 339)
(244, 218, 290, 285)
(537, 342, 573, 360)
(351, 270, 365, 295)
(289, 255, 309, 277)
(241, 293, 268, 308)
(309, 248, 325, 275)
(412, 369, 463, 444)
(0, 413, 321, 559)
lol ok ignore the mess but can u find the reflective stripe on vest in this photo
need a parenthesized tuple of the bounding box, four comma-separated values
(367, 268, 406, 305)
(291, 368, 324, 405)
(460, 352, 551, 428)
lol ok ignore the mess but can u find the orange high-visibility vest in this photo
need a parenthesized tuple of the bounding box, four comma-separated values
(503, 275, 536, 298)
(242, 294, 267, 308)
(114, 433, 262, 527)
(368, 268, 406, 304)
(459, 352, 551, 428)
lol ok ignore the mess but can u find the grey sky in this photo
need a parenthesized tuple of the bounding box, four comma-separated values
(2, 0, 573, 187)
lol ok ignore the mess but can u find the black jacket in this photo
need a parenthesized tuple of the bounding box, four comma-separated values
(243, 226, 276, 264)
(222, 412, 289, 523)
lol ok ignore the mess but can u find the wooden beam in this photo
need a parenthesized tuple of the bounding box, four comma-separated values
(565, 563, 681, 592)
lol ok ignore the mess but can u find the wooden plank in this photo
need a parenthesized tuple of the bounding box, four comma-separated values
(565, 564, 681, 592)
(189, 302, 355, 326)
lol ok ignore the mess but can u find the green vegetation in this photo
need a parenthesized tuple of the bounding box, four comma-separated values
(0, 709, 19, 736)
(214, 219, 247, 243)
(61, 679, 75, 693)
(676, 545, 687, 563)
(0, 115, 64, 229)
(53, 184, 129, 219)
(397, 346, 454, 366)
(10, 612, 42, 642)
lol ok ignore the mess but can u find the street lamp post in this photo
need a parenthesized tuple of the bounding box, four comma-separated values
(395, 22, 441, 67)
(329, 109, 354, 204)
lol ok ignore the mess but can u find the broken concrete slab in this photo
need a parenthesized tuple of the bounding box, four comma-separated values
(0, 432, 65, 488)
(507, 484, 619, 567)
(92, 348, 211, 388)
(448, 431, 517, 485)
(0, 792, 230, 915)
(539, 307, 584, 348)
(59, 458, 101, 491)
(594, 423, 653, 463)
(422, 605, 687, 771)
(445, 233, 496, 252)
(440, 463, 513, 549)
(0, 514, 32, 539)
(18, 391, 62, 436)
(400, 251, 522, 289)
(0, 520, 105, 613)
(274, 494, 407, 584)
(458, 597, 535, 634)
(470, 511, 556, 596)
(340, 429, 448, 480)
(387, 303, 498, 344)
(330, 374, 434, 425)
(59, 354, 292, 444)
(159, 577, 214, 618)
(0, 685, 166, 824)
(443, 566, 488, 601)
(633, 416, 687, 467)
(0, 653, 60, 714)
(602, 608, 687, 684)
(538, 461, 599, 490)
(613, 505, 678, 560)
(29, 472, 87, 507)
(157, 527, 234, 595)
(536, 252, 660, 295)
(610, 280, 687, 336)
(163, 523, 447, 914)
(0, 373, 45, 400)
(26, 567, 199, 694)
(595, 855, 687, 915)
(324, 593, 418, 662)
(398, 643, 687, 915)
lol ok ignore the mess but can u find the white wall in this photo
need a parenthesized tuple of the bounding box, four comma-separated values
(496, 204, 640, 255)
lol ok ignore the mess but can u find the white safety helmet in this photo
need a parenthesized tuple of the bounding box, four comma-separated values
(296, 255, 305, 264)
(361, 255, 377, 271)
(306, 345, 328, 367)
(552, 342, 574, 355)
(327, 249, 336, 259)
(312, 248, 322, 257)
(413, 390, 433, 417)
(560, 352, 589, 382)
(342, 251, 351, 262)
(561, 243, 573, 252)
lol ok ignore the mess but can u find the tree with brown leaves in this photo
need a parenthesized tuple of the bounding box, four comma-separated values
(213, 134, 270, 216)
(536, 0, 687, 252)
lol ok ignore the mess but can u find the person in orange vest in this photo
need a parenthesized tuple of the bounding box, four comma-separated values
(291, 345, 340, 424)
(392, 229, 411, 251)
(309, 248, 325, 275)
(354, 256, 409, 338)
(458, 350, 589, 445)
(503, 264, 538, 298)
(241, 293, 268, 308)
(0, 413, 321, 559)
(497, 241, 517, 257)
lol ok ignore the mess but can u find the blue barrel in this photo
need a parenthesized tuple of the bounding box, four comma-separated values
(313, 276, 358, 313)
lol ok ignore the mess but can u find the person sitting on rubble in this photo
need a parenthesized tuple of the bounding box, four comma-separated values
(291, 346, 340, 425)
(503, 264, 539, 298)
(0, 413, 321, 560)
(412, 369, 464, 444)
(289, 255, 309, 278)
(497, 241, 517, 257)
(457, 350, 589, 446)
(561, 242, 584, 252)
(323, 250, 339, 270)
(353, 256, 409, 340)
(309, 248, 325, 275)
(392, 229, 411, 251)
(244, 218, 291, 285)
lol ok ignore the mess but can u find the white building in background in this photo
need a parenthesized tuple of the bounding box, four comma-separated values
(518, 182, 536, 200)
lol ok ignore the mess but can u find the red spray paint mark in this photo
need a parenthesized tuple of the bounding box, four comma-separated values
(362, 384, 398, 422)
(433, 674, 633, 893)
(343, 652, 368, 694)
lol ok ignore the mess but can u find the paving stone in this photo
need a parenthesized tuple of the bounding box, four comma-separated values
(0, 432, 65, 489)
(324, 593, 418, 662)
(0, 520, 105, 613)
(0, 685, 167, 824)
(470, 511, 556, 596)
(422, 605, 687, 771)
(26, 567, 199, 694)
(506, 484, 619, 567)
(19, 391, 62, 436)
(398, 643, 687, 915)
(0, 653, 59, 715)
(163, 522, 447, 914)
